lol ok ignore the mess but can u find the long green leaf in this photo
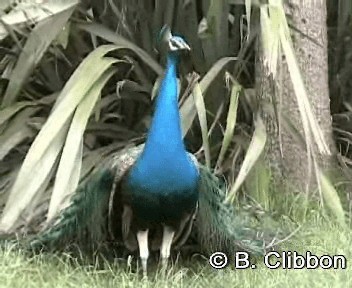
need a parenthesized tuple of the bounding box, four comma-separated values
(0, 101, 34, 127)
(77, 23, 163, 76)
(0, 94, 57, 128)
(181, 57, 236, 135)
(193, 82, 211, 168)
(216, 74, 241, 169)
(200, 57, 237, 92)
(16, 46, 117, 168)
(225, 115, 267, 203)
(0, 46, 118, 232)
(1, 2, 77, 107)
(0, 1, 78, 40)
(315, 165, 346, 227)
(0, 107, 39, 161)
(0, 120, 70, 233)
(47, 68, 117, 222)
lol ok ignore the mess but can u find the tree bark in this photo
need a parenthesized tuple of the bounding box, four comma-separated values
(256, 0, 336, 193)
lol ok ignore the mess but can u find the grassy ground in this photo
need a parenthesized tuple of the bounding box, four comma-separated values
(0, 212, 350, 288)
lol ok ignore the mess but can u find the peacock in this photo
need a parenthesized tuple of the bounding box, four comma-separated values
(116, 28, 199, 276)
(3, 27, 277, 277)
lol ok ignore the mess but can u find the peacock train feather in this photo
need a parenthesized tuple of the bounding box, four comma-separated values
(25, 144, 270, 257)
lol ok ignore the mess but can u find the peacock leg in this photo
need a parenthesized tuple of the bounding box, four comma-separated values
(136, 230, 149, 278)
(160, 225, 175, 269)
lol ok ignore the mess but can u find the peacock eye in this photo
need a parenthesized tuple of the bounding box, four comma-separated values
(169, 37, 191, 52)
(169, 40, 179, 51)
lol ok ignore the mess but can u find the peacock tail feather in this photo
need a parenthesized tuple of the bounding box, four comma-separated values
(28, 168, 114, 251)
(26, 145, 143, 251)
(196, 166, 266, 256)
(7, 144, 272, 257)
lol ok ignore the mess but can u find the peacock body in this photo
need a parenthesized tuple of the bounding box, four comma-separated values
(124, 53, 199, 226)
(119, 32, 199, 276)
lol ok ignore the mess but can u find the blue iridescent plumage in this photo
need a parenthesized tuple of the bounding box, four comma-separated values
(126, 52, 199, 223)
(120, 29, 199, 276)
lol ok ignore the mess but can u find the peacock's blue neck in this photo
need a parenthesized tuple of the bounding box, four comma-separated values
(126, 51, 199, 222)
(143, 52, 184, 154)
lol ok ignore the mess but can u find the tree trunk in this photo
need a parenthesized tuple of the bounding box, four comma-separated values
(256, 0, 336, 193)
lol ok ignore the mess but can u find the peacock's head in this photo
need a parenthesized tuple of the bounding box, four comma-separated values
(157, 25, 191, 54)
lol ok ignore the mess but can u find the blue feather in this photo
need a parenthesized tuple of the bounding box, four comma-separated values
(126, 52, 199, 223)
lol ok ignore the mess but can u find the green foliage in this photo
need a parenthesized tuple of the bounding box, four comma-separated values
(1, 2, 78, 107)
(0, 45, 119, 232)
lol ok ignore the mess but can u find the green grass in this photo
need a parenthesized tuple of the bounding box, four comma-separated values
(0, 213, 350, 288)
